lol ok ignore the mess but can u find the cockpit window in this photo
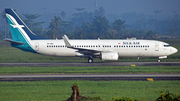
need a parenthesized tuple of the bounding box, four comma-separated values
(164, 45, 170, 47)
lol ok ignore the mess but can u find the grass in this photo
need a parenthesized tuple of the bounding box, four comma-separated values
(160, 39, 180, 43)
(0, 66, 180, 74)
(0, 80, 180, 101)
(0, 40, 180, 63)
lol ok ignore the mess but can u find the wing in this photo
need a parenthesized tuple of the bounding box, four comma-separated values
(62, 35, 102, 57)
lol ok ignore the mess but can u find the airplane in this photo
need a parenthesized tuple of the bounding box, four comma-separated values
(4, 8, 178, 63)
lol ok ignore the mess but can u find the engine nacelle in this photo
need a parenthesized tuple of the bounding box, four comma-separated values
(101, 52, 119, 61)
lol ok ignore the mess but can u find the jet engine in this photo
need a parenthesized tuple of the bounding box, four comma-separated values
(101, 51, 119, 61)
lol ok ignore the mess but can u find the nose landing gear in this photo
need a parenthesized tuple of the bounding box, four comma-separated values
(158, 56, 167, 62)
(158, 57, 161, 62)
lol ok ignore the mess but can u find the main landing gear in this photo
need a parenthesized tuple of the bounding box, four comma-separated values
(158, 58, 161, 62)
(88, 58, 93, 63)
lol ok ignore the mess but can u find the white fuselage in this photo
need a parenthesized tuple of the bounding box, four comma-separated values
(30, 39, 177, 58)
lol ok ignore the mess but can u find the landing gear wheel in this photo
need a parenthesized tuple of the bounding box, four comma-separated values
(88, 58, 93, 63)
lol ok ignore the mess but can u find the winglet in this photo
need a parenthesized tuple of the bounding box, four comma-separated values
(62, 35, 72, 48)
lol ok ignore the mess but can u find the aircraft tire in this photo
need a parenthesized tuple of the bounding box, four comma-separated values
(88, 58, 93, 63)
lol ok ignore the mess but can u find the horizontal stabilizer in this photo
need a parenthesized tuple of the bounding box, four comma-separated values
(4, 38, 24, 45)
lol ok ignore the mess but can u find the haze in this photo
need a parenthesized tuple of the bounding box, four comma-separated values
(1, 0, 180, 14)
(0, 0, 180, 39)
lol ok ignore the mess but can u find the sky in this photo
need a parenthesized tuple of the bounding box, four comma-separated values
(0, 0, 180, 15)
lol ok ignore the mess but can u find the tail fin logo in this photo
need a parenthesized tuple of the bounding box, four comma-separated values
(6, 14, 25, 30)
(10, 24, 24, 29)
(6, 13, 31, 42)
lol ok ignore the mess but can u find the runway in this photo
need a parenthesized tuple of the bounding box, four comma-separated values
(0, 62, 180, 67)
(0, 74, 180, 81)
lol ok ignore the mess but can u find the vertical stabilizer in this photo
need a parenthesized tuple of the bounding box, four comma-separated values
(5, 8, 43, 52)
(5, 8, 45, 41)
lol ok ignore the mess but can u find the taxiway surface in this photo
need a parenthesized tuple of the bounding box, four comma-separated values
(0, 62, 180, 67)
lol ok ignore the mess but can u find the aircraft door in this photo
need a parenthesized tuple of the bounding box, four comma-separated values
(155, 43, 159, 51)
(35, 43, 39, 51)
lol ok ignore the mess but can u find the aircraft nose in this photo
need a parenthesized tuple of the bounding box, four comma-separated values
(170, 47, 178, 54)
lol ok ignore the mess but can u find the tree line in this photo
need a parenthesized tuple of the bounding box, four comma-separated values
(1, 7, 180, 40)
